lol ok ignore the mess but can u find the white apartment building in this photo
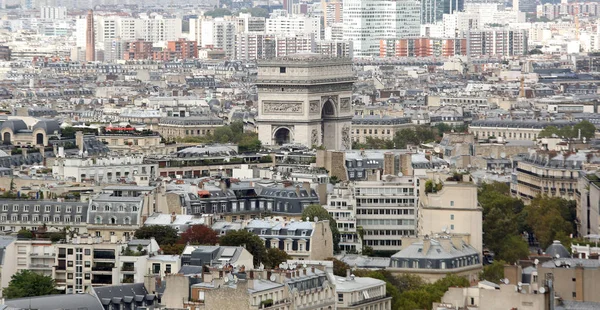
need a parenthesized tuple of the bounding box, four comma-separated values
(76, 15, 181, 50)
(52, 155, 157, 185)
(354, 175, 419, 252)
(201, 18, 236, 58)
(40, 6, 66, 19)
(342, 0, 420, 56)
(442, 12, 479, 38)
(265, 15, 322, 39)
(325, 186, 361, 253)
(236, 13, 266, 33)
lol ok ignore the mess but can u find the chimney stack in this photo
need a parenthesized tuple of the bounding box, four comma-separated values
(85, 10, 95, 61)
(346, 269, 351, 280)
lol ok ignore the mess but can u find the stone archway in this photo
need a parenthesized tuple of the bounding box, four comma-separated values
(321, 99, 337, 149)
(274, 127, 291, 145)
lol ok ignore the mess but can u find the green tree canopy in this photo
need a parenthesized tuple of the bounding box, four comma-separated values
(574, 120, 597, 140)
(204, 8, 232, 17)
(265, 248, 291, 269)
(524, 196, 576, 248)
(326, 257, 351, 277)
(134, 225, 179, 246)
(480, 260, 506, 283)
(499, 235, 530, 263)
(220, 230, 267, 267)
(538, 121, 597, 140)
(301, 205, 340, 252)
(3, 270, 58, 299)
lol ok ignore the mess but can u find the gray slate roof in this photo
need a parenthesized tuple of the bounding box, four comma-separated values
(4, 294, 103, 310)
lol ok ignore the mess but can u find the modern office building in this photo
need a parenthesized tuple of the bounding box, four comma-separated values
(354, 175, 419, 252)
(342, 0, 421, 56)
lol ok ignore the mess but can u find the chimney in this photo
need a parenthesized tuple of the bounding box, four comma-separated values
(346, 269, 351, 280)
(286, 271, 291, 279)
(85, 10, 95, 61)
(302, 181, 311, 193)
(311, 266, 315, 273)
(171, 212, 176, 224)
(422, 237, 431, 254)
(249, 270, 254, 279)
(75, 131, 84, 153)
(303, 268, 306, 275)
(295, 185, 301, 197)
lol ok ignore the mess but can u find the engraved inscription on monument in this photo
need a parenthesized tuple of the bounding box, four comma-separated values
(340, 97, 351, 111)
(263, 102, 303, 114)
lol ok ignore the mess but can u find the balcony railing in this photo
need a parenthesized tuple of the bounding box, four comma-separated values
(92, 266, 114, 272)
(349, 296, 387, 306)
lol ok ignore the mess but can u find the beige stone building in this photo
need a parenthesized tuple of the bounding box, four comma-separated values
(537, 258, 600, 303)
(156, 116, 224, 141)
(163, 266, 337, 310)
(97, 132, 175, 155)
(512, 151, 590, 203)
(436, 281, 546, 310)
(350, 115, 414, 143)
(256, 55, 355, 150)
(334, 271, 392, 310)
(418, 172, 483, 254)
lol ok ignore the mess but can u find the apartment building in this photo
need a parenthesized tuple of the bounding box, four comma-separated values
(351, 115, 414, 143)
(54, 236, 163, 294)
(343, 0, 421, 56)
(40, 6, 67, 20)
(52, 154, 157, 184)
(354, 175, 419, 252)
(389, 236, 481, 283)
(466, 29, 529, 57)
(87, 186, 157, 241)
(156, 115, 224, 141)
(0, 200, 89, 234)
(96, 130, 164, 156)
(512, 151, 591, 203)
(577, 172, 600, 236)
(379, 38, 467, 57)
(537, 258, 600, 303)
(418, 172, 482, 254)
(122, 40, 154, 60)
(0, 236, 16, 298)
(469, 120, 577, 142)
(235, 13, 266, 33)
(325, 186, 361, 253)
(265, 15, 321, 39)
(201, 18, 236, 58)
(335, 271, 392, 310)
(212, 217, 334, 261)
(14, 239, 56, 279)
(164, 265, 336, 310)
(166, 38, 198, 59)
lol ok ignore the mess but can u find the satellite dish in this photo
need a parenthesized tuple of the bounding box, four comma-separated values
(270, 275, 277, 282)
(534, 259, 539, 266)
(279, 263, 284, 269)
(224, 276, 229, 283)
(539, 287, 546, 294)
(555, 254, 560, 259)
(503, 278, 510, 284)
(303, 264, 307, 268)
(233, 275, 238, 283)
(518, 282, 523, 287)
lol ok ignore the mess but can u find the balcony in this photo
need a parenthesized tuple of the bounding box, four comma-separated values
(30, 253, 56, 258)
(121, 266, 136, 273)
(349, 295, 388, 306)
(30, 264, 53, 270)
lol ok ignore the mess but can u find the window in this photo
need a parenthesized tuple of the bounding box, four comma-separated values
(68, 273, 73, 279)
(279, 67, 286, 73)
(55, 206, 60, 212)
(338, 294, 343, 302)
(1, 204, 6, 211)
(573, 292, 577, 298)
(34, 205, 40, 212)
(23, 205, 29, 212)
(166, 264, 171, 274)
(13, 205, 18, 211)
(85, 273, 91, 280)
(572, 278, 576, 282)
(85, 249, 91, 255)
(68, 261, 73, 267)
(91, 205, 97, 211)
(77, 206, 82, 213)
(152, 263, 160, 274)
(450, 214, 454, 220)
(450, 201, 454, 207)
(66, 206, 72, 213)
(85, 261, 91, 267)
(451, 224, 455, 230)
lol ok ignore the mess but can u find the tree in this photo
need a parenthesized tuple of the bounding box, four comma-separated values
(161, 243, 186, 255)
(134, 225, 179, 246)
(301, 205, 340, 252)
(265, 248, 291, 269)
(396, 275, 470, 310)
(326, 257, 351, 277)
(3, 270, 57, 299)
(17, 229, 33, 239)
(480, 260, 505, 283)
(538, 126, 559, 138)
(249, 7, 269, 17)
(574, 120, 596, 140)
(220, 230, 268, 267)
(524, 196, 575, 248)
(498, 235, 530, 263)
(204, 8, 232, 17)
(238, 133, 262, 153)
(178, 225, 219, 245)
